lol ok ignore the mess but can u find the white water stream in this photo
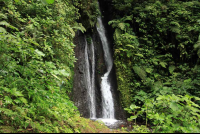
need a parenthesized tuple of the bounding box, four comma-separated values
(96, 16, 115, 119)
(84, 37, 96, 119)
(84, 3, 125, 128)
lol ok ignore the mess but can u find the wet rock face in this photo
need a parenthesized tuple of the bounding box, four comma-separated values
(72, 0, 126, 119)
(73, 29, 126, 120)
(72, 30, 105, 118)
(72, 31, 90, 118)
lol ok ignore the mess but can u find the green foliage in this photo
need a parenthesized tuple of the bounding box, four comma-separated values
(78, 0, 100, 30)
(133, 66, 146, 81)
(0, 0, 90, 132)
(111, 0, 200, 132)
(112, 0, 200, 105)
(126, 94, 200, 133)
(130, 125, 151, 133)
(41, 0, 55, 4)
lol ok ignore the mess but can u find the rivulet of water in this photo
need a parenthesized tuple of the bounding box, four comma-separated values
(84, 37, 96, 119)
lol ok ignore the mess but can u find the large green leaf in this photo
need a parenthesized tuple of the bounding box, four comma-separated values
(169, 102, 179, 111)
(135, 53, 144, 57)
(160, 62, 167, 68)
(145, 68, 153, 73)
(41, 0, 55, 4)
(130, 104, 140, 110)
(169, 65, 176, 74)
(59, 69, 70, 77)
(46, 0, 55, 4)
(35, 49, 45, 57)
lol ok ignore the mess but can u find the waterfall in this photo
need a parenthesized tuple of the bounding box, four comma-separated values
(73, 4, 126, 129)
(96, 16, 115, 119)
(84, 37, 96, 119)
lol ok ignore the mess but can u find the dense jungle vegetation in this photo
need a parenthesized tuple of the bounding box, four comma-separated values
(0, 0, 200, 133)
(111, 0, 200, 133)
(0, 0, 102, 133)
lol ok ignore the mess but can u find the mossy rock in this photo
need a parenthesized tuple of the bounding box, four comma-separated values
(0, 126, 16, 133)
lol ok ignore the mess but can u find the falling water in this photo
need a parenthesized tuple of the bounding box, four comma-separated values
(96, 16, 115, 119)
(84, 37, 96, 119)
(90, 39, 96, 119)
(82, 6, 126, 129)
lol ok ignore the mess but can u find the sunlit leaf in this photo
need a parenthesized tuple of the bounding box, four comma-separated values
(130, 104, 140, 110)
(135, 53, 144, 57)
(41, 0, 54, 4)
(0, 27, 6, 33)
(19, 97, 28, 104)
(11, 88, 23, 97)
(4, 96, 12, 104)
(35, 49, 45, 57)
(145, 68, 153, 73)
(169, 102, 179, 111)
(160, 62, 167, 68)
(184, 78, 192, 83)
(130, 115, 138, 120)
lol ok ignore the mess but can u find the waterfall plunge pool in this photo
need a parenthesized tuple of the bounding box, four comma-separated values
(91, 118, 127, 129)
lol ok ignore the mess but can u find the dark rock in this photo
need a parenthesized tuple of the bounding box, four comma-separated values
(72, 31, 90, 118)
(72, 0, 126, 120)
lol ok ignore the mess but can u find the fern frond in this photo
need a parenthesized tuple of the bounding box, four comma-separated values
(133, 66, 146, 80)
(170, 21, 180, 27)
(108, 20, 118, 25)
(160, 61, 167, 68)
(108, 20, 120, 28)
(169, 65, 176, 74)
(0, 27, 6, 33)
(0, 21, 19, 31)
(170, 26, 181, 34)
(118, 23, 126, 31)
(0, 13, 7, 20)
(121, 15, 133, 22)
(114, 28, 122, 41)
(72, 23, 86, 33)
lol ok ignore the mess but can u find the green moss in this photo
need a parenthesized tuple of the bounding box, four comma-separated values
(0, 126, 16, 133)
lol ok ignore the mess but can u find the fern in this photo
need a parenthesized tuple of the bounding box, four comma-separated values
(108, 20, 119, 28)
(121, 15, 133, 22)
(169, 65, 176, 74)
(0, 27, 6, 33)
(118, 23, 126, 31)
(114, 28, 122, 41)
(72, 23, 86, 33)
(133, 66, 146, 80)
(170, 26, 181, 34)
(0, 13, 7, 20)
(0, 21, 19, 31)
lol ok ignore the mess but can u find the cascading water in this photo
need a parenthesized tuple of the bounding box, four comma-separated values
(94, 3, 123, 127)
(84, 37, 96, 119)
(96, 16, 115, 119)
(80, 3, 126, 129)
